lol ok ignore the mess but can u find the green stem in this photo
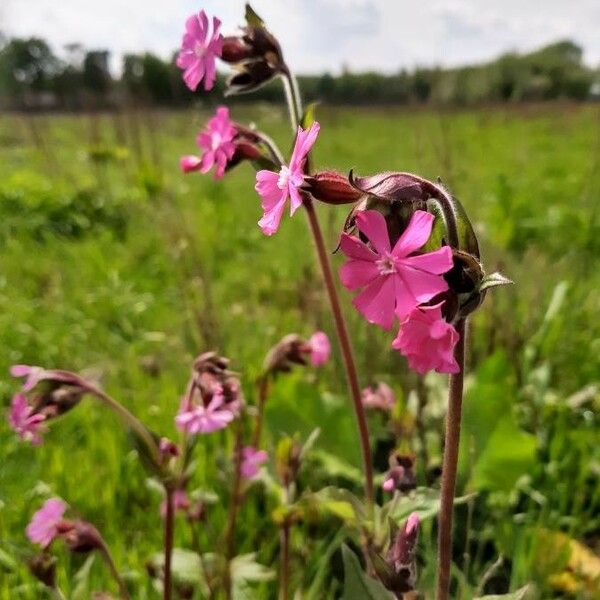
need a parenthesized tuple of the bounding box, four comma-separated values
(98, 542, 131, 600)
(436, 318, 467, 600)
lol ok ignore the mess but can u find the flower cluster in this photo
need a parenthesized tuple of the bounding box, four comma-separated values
(339, 209, 459, 374)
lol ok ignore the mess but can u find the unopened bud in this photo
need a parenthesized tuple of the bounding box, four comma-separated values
(263, 334, 308, 375)
(304, 171, 363, 205)
(28, 553, 57, 588)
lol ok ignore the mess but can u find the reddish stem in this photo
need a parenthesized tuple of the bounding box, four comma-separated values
(436, 318, 466, 600)
(163, 487, 174, 600)
(304, 198, 374, 504)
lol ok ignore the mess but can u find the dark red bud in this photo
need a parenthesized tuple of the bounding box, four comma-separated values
(28, 553, 57, 588)
(221, 36, 253, 63)
(304, 171, 363, 205)
(62, 520, 104, 553)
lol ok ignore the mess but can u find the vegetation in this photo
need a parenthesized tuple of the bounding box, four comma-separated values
(0, 36, 598, 110)
(0, 100, 599, 598)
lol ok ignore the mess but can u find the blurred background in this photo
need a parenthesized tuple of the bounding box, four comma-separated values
(0, 1, 599, 598)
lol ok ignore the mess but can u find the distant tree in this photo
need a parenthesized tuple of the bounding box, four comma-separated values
(83, 50, 112, 97)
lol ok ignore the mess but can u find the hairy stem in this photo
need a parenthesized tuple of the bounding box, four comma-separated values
(98, 542, 131, 600)
(163, 487, 175, 600)
(279, 523, 291, 600)
(304, 199, 374, 504)
(280, 65, 374, 504)
(252, 376, 269, 448)
(436, 318, 466, 600)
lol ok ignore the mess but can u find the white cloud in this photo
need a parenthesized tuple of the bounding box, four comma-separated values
(3, 0, 599, 74)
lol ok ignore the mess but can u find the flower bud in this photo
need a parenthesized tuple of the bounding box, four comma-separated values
(382, 454, 416, 493)
(263, 334, 308, 375)
(303, 171, 363, 205)
(28, 553, 57, 588)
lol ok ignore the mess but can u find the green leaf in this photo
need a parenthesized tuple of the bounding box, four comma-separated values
(479, 272, 513, 292)
(469, 416, 537, 492)
(312, 486, 367, 523)
(245, 4, 265, 27)
(0, 548, 17, 572)
(71, 555, 96, 600)
(385, 487, 473, 523)
(301, 102, 319, 129)
(341, 545, 394, 600)
(148, 548, 214, 596)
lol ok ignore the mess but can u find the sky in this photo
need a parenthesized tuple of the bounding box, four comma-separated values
(2, 0, 600, 74)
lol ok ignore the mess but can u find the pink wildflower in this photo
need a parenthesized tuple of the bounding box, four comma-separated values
(361, 382, 396, 411)
(255, 122, 320, 235)
(160, 489, 190, 518)
(175, 386, 235, 435)
(10, 364, 45, 392)
(307, 331, 330, 366)
(8, 394, 46, 445)
(26, 498, 67, 548)
(180, 106, 237, 178)
(392, 303, 460, 374)
(339, 210, 453, 329)
(176, 10, 223, 91)
(240, 446, 268, 480)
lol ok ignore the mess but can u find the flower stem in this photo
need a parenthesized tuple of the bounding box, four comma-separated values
(223, 427, 244, 599)
(252, 376, 269, 448)
(98, 542, 131, 600)
(162, 487, 175, 600)
(304, 198, 374, 504)
(279, 523, 291, 600)
(436, 318, 466, 600)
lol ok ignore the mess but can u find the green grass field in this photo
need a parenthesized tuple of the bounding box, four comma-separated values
(0, 103, 599, 598)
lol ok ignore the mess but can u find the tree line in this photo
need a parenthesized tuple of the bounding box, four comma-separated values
(0, 35, 597, 111)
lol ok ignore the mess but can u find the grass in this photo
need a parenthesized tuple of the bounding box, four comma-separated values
(0, 102, 599, 598)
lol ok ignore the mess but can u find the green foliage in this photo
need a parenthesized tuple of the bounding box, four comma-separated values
(341, 545, 394, 600)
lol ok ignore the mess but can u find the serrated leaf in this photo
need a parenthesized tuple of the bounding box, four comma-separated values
(341, 545, 394, 600)
(245, 4, 265, 27)
(301, 102, 319, 129)
(479, 272, 513, 292)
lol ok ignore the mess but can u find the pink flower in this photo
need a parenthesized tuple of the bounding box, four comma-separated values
(339, 210, 453, 329)
(26, 498, 67, 548)
(160, 489, 190, 518)
(255, 122, 320, 235)
(180, 106, 237, 179)
(240, 446, 268, 480)
(8, 394, 46, 445)
(175, 387, 235, 435)
(307, 331, 330, 366)
(382, 476, 396, 492)
(10, 364, 45, 392)
(392, 303, 460, 374)
(361, 382, 396, 411)
(176, 10, 223, 91)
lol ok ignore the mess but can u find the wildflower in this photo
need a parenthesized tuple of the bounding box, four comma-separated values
(339, 209, 453, 329)
(160, 489, 190, 519)
(61, 521, 104, 553)
(385, 512, 420, 593)
(175, 385, 236, 435)
(26, 498, 67, 548)
(240, 446, 268, 480)
(382, 453, 416, 493)
(307, 331, 330, 366)
(392, 303, 459, 374)
(176, 10, 223, 91)
(10, 364, 46, 392)
(180, 106, 237, 179)
(8, 394, 46, 444)
(361, 382, 396, 412)
(255, 122, 320, 235)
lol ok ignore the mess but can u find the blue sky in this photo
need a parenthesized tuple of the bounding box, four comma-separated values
(3, 0, 599, 73)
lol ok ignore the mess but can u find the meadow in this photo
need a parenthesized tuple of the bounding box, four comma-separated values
(0, 102, 599, 598)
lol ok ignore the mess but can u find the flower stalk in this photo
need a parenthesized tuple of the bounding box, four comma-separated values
(98, 541, 131, 600)
(436, 318, 466, 600)
(162, 487, 175, 600)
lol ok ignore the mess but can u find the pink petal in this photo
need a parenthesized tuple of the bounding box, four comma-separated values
(339, 233, 378, 262)
(401, 246, 453, 275)
(339, 259, 381, 290)
(176, 50, 196, 69)
(180, 155, 202, 173)
(183, 61, 204, 91)
(258, 198, 287, 236)
(400, 267, 449, 306)
(289, 122, 320, 171)
(185, 13, 206, 40)
(288, 185, 304, 215)
(353, 276, 396, 330)
(392, 210, 434, 258)
(199, 150, 215, 173)
(355, 210, 391, 255)
(202, 56, 217, 91)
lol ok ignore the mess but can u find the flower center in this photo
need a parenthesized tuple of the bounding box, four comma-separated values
(376, 253, 396, 275)
(194, 42, 207, 58)
(277, 165, 291, 189)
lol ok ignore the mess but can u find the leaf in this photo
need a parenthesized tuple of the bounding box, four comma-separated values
(385, 487, 473, 523)
(301, 102, 319, 129)
(311, 449, 364, 484)
(148, 548, 213, 596)
(341, 545, 394, 600)
(71, 555, 96, 600)
(245, 4, 265, 27)
(0, 548, 17, 572)
(479, 272, 513, 292)
(469, 416, 537, 492)
(231, 553, 275, 583)
(311, 486, 367, 523)
(475, 585, 533, 599)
